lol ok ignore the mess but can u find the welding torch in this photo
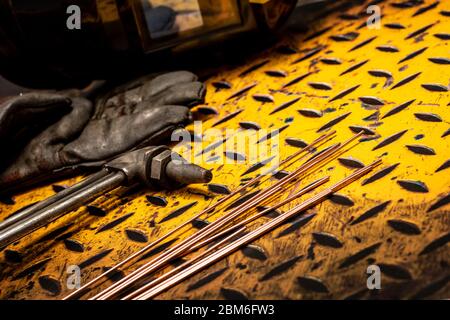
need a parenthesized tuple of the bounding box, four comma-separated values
(0, 146, 212, 249)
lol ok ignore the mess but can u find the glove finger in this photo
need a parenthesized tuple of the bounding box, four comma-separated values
(0, 92, 72, 142)
(97, 71, 198, 112)
(61, 105, 191, 164)
(141, 81, 205, 109)
(0, 91, 71, 106)
(4, 97, 92, 167)
(0, 97, 93, 192)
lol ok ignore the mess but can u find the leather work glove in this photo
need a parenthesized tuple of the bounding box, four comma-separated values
(0, 71, 205, 194)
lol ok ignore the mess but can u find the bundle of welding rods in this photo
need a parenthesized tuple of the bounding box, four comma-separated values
(63, 130, 381, 300)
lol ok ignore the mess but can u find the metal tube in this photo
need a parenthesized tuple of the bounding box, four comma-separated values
(0, 171, 125, 249)
(0, 170, 110, 232)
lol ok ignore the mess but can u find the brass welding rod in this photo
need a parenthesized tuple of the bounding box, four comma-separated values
(122, 226, 248, 300)
(133, 160, 382, 300)
(190, 176, 330, 251)
(123, 176, 330, 300)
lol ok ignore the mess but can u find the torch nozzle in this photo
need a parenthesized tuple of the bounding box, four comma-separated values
(165, 161, 212, 185)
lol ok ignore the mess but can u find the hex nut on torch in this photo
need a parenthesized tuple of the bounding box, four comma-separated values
(106, 146, 167, 184)
(149, 150, 179, 189)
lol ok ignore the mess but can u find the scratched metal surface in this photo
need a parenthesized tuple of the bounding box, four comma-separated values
(0, 0, 449, 300)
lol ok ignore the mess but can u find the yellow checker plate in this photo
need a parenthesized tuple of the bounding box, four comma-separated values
(0, 0, 449, 300)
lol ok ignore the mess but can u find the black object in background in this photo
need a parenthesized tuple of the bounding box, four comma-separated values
(0, 0, 297, 89)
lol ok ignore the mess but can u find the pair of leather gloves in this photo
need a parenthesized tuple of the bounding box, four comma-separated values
(0, 71, 205, 195)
